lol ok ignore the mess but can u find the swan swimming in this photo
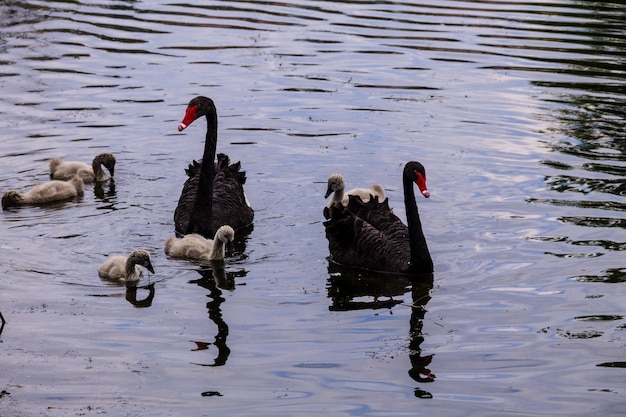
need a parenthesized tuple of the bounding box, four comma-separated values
(50, 152, 116, 183)
(165, 225, 235, 261)
(2, 175, 84, 209)
(98, 249, 155, 282)
(174, 96, 254, 238)
(324, 161, 433, 276)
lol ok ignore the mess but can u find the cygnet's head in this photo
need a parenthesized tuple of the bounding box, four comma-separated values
(128, 249, 155, 274)
(49, 157, 63, 175)
(1, 190, 23, 209)
(215, 225, 235, 242)
(215, 225, 235, 255)
(325, 173, 345, 198)
(93, 153, 116, 177)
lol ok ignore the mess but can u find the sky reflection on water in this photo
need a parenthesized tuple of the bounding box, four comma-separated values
(0, 1, 625, 416)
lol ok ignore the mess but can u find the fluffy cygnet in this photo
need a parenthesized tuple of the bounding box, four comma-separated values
(324, 173, 385, 210)
(2, 175, 84, 209)
(50, 152, 116, 182)
(165, 225, 235, 261)
(98, 249, 155, 282)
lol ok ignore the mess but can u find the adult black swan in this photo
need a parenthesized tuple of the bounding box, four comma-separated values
(174, 96, 254, 238)
(323, 161, 433, 276)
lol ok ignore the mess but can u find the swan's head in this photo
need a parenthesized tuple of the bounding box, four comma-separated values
(93, 153, 116, 177)
(128, 250, 155, 274)
(325, 173, 345, 198)
(49, 157, 63, 176)
(405, 161, 430, 198)
(178, 96, 216, 132)
(2, 190, 23, 209)
(215, 225, 235, 255)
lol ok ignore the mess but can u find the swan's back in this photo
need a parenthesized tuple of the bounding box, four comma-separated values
(165, 233, 213, 260)
(324, 195, 411, 274)
(174, 153, 253, 237)
(50, 153, 115, 182)
(324, 173, 386, 216)
(50, 159, 91, 181)
(341, 184, 386, 206)
(31, 176, 84, 200)
(2, 176, 84, 208)
(98, 254, 133, 280)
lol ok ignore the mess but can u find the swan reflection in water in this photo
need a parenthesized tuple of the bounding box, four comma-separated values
(125, 282, 155, 308)
(93, 178, 116, 203)
(407, 276, 436, 398)
(0, 311, 6, 337)
(327, 264, 435, 398)
(188, 260, 247, 367)
(96, 277, 156, 308)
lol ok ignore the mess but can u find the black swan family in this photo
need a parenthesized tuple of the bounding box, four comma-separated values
(324, 161, 433, 276)
(2, 95, 434, 279)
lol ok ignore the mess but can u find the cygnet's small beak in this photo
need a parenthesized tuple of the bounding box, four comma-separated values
(146, 262, 155, 274)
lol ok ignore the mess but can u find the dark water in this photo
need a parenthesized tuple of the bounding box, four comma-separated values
(1, 1, 624, 416)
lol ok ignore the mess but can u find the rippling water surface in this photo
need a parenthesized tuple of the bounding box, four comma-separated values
(1, 1, 624, 416)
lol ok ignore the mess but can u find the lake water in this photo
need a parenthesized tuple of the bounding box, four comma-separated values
(1, 1, 624, 416)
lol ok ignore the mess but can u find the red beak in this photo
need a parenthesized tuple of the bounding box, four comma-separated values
(415, 171, 430, 198)
(178, 105, 198, 132)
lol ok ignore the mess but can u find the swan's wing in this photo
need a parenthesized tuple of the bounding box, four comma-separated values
(184, 159, 202, 178)
(166, 234, 212, 259)
(51, 161, 91, 180)
(174, 164, 201, 236)
(324, 196, 411, 273)
(27, 181, 76, 202)
(175, 155, 254, 238)
(340, 184, 385, 206)
(174, 158, 218, 236)
(211, 155, 254, 232)
(98, 255, 126, 279)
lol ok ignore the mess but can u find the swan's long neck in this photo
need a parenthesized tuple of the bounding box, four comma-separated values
(188, 108, 218, 236)
(125, 258, 139, 279)
(333, 187, 344, 204)
(404, 173, 433, 274)
(209, 235, 226, 260)
(92, 161, 104, 181)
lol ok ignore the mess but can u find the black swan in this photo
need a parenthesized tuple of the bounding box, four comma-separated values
(50, 153, 116, 182)
(323, 161, 433, 275)
(324, 173, 386, 218)
(165, 225, 235, 261)
(174, 96, 253, 238)
(2, 175, 84, 209)
(98, 249, 155, 282)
